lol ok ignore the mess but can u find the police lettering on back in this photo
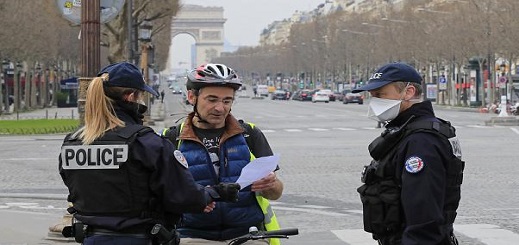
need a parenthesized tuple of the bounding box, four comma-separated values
(61, 145, 128, 169)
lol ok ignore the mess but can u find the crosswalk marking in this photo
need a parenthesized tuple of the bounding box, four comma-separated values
(454, 224, 519, 245)
(331, 224, 519, 245)
(331, 229, 376, 245)
(258, 125, 514, 134)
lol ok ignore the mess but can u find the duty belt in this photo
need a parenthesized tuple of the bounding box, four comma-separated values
(87, 227, 150, 238)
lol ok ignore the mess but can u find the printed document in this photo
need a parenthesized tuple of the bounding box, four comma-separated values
(236, 155, 279, 190)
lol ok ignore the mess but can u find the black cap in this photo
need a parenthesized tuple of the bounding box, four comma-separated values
(352, 62, 422, 93)
(98, 62, 159, 97)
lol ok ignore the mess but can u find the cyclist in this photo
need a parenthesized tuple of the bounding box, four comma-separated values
(162, 63, 284, 245)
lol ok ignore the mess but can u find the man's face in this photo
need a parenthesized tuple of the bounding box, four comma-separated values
(369, 83, 414, 112)
(369, 83, 402, 99)
(189, 86, 235, 129)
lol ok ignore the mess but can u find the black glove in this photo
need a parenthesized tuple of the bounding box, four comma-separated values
(208, 183, 241, 203)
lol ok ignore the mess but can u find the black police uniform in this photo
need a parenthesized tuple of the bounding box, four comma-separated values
(358, 100, 464, 245)
(59, 101, 214, 244)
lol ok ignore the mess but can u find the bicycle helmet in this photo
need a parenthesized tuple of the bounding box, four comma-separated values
(186, 63, 242, 90)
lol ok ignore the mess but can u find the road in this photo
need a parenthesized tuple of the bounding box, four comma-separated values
(0, 89, 518, 244)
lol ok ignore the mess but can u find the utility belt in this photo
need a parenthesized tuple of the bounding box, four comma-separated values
(63, 219, 179, 245)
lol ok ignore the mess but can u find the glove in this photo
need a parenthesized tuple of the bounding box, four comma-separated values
(208, 183, 241, 203)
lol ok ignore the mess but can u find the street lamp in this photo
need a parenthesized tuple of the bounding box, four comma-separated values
(36, 63, 42, 108)
(138, 19, 152, 42)
(2, 59, 10, 113)
(15, 61, 22, 113)
(138, 19, 154, 125)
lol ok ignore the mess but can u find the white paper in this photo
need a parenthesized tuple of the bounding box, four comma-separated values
(236, 155, 279, 190)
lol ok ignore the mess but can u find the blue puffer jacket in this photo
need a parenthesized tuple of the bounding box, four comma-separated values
(177, 113, 264, 240)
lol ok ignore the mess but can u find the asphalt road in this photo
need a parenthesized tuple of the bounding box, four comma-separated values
(1, 89, 518, 244)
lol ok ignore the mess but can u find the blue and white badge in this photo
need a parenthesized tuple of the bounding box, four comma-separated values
(174, 150, 188, 169)
(404, 156, 424, 173)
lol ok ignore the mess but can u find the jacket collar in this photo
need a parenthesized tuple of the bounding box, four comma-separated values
(180, 112, 245, 144)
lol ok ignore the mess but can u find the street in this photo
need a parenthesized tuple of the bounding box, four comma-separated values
(1, 90, 519, 244)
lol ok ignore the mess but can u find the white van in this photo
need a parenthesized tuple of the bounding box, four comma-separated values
(256, 85, 269, 97)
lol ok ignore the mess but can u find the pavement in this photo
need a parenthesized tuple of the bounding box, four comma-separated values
(0, 99, 506, 244)
(0, 102, 169, 244)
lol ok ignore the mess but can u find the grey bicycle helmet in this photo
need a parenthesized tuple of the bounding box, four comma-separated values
(186, 63, 242, 90)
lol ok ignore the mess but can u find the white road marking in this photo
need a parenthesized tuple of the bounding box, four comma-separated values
(455, 224, 519, 245)
(308, 128, 329, 131)
(334, 128, 356, 131)
(273, 206, 351, 217)
(331, 229, 377, 245)
(510, 128, 519, 135)
(331, 224, 519, 245)
(261, 130, 276, 133)
(285, 129, 302, 132)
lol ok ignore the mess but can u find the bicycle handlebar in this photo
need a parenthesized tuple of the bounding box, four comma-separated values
(228, 227, 299, 245)
(262, 228, 299, 236)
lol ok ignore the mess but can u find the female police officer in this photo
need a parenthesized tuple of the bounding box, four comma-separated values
(59, 62, 239, 245)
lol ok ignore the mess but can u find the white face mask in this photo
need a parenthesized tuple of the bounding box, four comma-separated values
(367, 97, 402, 122)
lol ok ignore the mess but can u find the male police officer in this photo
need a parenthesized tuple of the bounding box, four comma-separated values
(353, 62, 464, 245)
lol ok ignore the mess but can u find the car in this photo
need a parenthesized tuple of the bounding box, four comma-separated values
(334, 91, 344, 101)
(257, 85, 269, 97)
(319, 89, 336, 101)
(272, 89, 289, 100)
(342, 89, 364, 104)
(292, 89, 313, 101)
(312, 91, 330, 103)
(170, 86, 182, 94)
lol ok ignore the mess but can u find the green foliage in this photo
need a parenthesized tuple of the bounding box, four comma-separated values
(0, 119, 79, 135)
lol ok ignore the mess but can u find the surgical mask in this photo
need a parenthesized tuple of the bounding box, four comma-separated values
(367, 97, 402, 122)
(136, 99, 148, 114)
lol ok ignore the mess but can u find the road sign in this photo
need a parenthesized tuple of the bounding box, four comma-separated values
(439, 76, 447, 90)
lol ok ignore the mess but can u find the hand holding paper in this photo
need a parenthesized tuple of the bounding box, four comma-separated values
(235, 155, 279, 190)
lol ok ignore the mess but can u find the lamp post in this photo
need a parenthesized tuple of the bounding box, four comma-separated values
(138, 19, 154, 125)
(14, 61, 22, 114)
(2, 59, 9, 113)
(35, 63, 42, 108)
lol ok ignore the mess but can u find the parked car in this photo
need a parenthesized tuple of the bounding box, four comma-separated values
(342, 89, 364, 104)
(272, 89, 289, 100)
(312, 91, 330, 103)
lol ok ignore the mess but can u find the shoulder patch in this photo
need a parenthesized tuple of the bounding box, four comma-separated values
(404, 156, 424, 173)
(174, 150, 188, 169)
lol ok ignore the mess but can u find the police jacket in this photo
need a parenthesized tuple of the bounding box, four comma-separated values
(173, 113, 272, 240)
(358, 100, 464, 245)
(59, 101, 213, 232)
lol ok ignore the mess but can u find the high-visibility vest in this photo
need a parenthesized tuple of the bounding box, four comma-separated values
(167, 121, 282, 244)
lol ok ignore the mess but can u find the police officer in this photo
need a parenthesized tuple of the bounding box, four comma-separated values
(353, 62, 464, 245)
(58, 62, 240, 245)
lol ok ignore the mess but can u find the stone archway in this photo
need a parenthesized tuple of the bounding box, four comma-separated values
(171, 5, 226, 68)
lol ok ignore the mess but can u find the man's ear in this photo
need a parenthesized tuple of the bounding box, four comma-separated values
(187, 90, 197, 104)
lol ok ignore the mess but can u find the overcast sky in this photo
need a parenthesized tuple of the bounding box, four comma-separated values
(168, 0, 326, 72)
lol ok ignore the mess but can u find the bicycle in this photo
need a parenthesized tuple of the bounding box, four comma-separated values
(228, 226, 299, 245)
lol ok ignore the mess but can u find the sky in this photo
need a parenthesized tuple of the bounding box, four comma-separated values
(168, 0, 327, 73)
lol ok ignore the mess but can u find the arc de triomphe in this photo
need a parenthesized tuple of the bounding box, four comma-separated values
(171, 5, 226, 68)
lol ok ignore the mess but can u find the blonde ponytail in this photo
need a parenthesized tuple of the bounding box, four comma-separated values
(79, 74, 125, 144)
